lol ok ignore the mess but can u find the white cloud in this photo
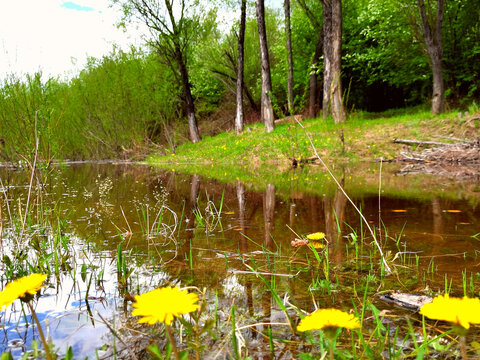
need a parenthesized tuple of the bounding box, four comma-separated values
(0, 0, 143, 80)
(0, 0, 283, 81)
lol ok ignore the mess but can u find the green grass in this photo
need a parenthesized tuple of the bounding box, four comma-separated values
(151, 107, 440, 165)
(148, 108, 480, 204)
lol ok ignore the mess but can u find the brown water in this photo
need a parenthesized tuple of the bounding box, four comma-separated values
(1, 162, 479, 358)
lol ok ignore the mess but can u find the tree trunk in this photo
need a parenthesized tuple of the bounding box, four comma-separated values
(235, 0, 247, 135)
(165, 0, 200, 143)
(322, 0, 345, 124)
(417, 0, 445, 114)
(256, 0, 275, 133)
(178, 53, 201, 143)
(284, 0, 294, 114)
(431, 56, 444, 113)
(308, 33, 323, 118)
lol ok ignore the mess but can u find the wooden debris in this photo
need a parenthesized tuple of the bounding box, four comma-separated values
(291, 156, 318, 168)
(291, 238, 309, 247)
(393, 139, 451, 147)
(395, 138, 480, 167)
(275, 114, 304, 124)
(380, 292, 432, 310)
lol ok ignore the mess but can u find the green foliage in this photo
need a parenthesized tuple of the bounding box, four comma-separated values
(442, 0, 480, 102)
(0, 48, 182, 160)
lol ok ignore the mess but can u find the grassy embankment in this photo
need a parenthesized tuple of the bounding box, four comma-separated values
(149, 107, 480, 203)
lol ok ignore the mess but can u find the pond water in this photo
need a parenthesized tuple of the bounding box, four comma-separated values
(1, 162, 479, 358)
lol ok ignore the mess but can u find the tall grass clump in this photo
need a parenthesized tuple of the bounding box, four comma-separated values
(0, 73, 64, 162)
(0, 48, 184, 161)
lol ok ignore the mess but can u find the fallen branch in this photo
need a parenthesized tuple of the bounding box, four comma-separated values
(393, 138, 450, 147)
(291, 156, 317, 167)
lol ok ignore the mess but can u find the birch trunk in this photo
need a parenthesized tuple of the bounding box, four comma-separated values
(322, 0, 346, 123)
(235, 0, 247, 135)
(256, 0, 275, 133)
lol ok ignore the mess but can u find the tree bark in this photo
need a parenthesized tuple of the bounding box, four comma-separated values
(322, 0, 346, 123)
(177, 49, 201, 143)
(256, 0, 275, 133)
(284, 0, 294, 114)
(165, 0, 201, 143)
(235, 0, 247, 135)
(417, 0, 445, 114)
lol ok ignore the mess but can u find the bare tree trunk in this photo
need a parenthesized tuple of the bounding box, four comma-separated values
(126, 0, 201, 144)
(178, 54, 201, 143)
(284, 0, 294, 114)
(165, 0, 201, 143)
(309, 33, 323, 118)
(235, 0, 247, 135)
(256, 0, 275, 133)
(322, 0, 345, 123)
(417, 0, 445, 114)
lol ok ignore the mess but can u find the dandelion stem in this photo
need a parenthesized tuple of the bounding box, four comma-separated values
(460, 335, 467, 360)
(165, 324, 180, 360)
(27, 302, 52, 360)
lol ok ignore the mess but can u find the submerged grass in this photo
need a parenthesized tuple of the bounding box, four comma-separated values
(2, 195, 480, 359)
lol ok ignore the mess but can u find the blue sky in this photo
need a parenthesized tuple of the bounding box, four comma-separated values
(61, 2, 95, 12)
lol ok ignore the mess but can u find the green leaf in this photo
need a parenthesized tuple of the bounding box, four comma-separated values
(1, 352, 14, 360)
(147, 343, 164, 359)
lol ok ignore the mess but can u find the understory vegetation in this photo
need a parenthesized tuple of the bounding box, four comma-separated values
(0, 0, 479, 162)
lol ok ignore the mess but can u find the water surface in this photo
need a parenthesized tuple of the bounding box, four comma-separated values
(1, 162, 479, 358)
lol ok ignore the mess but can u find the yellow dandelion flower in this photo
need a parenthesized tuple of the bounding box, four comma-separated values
(309, 241, 325, 249)
(297, 309, 361, 332)
(0, 274, 47, 310)
(419, 294, 480, 329)
(132, 287, 199, 326)
(307, 232, 326, 241)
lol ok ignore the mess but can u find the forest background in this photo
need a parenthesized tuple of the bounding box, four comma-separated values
(0, 0, 478, 162)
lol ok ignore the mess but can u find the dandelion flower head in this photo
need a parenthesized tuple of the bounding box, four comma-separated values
(309, 241, 325, 249)
(419, 294, 480, 329)
(307, 232, 326, 241)
(132, 286, 200, 326)
(0, 274, 47, 310)
(297, 308, 361, 332)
